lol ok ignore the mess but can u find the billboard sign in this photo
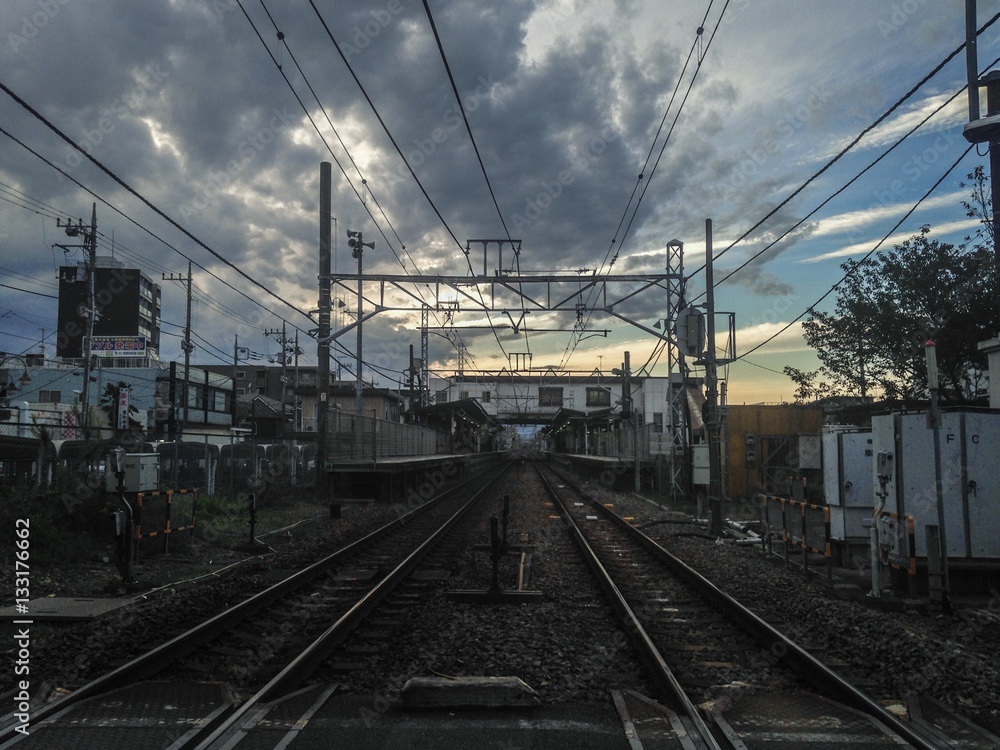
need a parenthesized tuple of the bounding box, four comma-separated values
(90, 336, 147, 358)
(117, 387, 130, 430)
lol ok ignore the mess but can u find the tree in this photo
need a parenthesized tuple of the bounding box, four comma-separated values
(782, 365, 835, 403)
(787, 172, 996, 404)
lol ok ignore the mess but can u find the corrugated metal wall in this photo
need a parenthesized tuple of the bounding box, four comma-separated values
(724, 404, 823, 498)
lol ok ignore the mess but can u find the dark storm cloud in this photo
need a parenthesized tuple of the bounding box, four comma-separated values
(1, 0, 982, 390)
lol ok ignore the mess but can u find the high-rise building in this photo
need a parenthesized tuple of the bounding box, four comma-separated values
(56, 257, 161, 361)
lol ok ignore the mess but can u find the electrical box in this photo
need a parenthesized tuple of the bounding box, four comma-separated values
(691, 443, 710, 486)
(797, 433, 822, 470)
(822, 427, 874, 541)
(675, 307, 706, 359)
(105, 453, 160, 493)
(872, 410, 1000, 558)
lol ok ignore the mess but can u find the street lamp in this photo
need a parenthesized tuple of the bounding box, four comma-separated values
(0, 356, 32, 406)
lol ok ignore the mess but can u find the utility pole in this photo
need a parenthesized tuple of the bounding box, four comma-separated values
(317, 162, 332, 499)
(704, 219, 723, 537)
(58, 205, 98, 431)
(962, 0, 1000, 331)
(163, 261, 194, 434)
(613, 351, 640, 492)
(293, 329, 300, 432)
(420, 305, 429, 407)
(264, 322, 289, 433)
(232, 334, 239, 428)
(347, 229, 374, 417)
(925, 340, 952, 612)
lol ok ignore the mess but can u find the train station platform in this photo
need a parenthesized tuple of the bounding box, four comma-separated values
(543, 451, 658, 491)
(330, 451, 507, 503)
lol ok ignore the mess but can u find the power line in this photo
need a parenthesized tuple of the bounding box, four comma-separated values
(695, 57, 996, 300)
(559, 0, 728, 372)
(243, 0, 485, 377)
(258, 0, 506, 370)
(419, 0, 529, 358)
(736, 143, 975, 362)
(252, 0, 424, 275)
(0, 282, 58, 300)
(305, 0, 466, 254)
(0, 124, 312, 342)
(0, 79, 314, 326)
(686, 9, 1000, 283)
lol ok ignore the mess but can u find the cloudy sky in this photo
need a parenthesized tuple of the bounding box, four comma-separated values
(0, 0, 994, 404)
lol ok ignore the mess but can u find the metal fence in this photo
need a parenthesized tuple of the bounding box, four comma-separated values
(133, 489, 198, 560)
(589, 423, 653, 458)
(326, 412, 447, 461)
(758, 493, 832, 578)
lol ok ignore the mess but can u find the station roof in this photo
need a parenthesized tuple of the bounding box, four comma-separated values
(543, 407, 618, 434)
(410, 397, 498, 427)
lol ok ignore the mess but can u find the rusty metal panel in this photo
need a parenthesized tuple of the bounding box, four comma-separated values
(725, 404, 823, 499)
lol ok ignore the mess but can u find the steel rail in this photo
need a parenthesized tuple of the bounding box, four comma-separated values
(560, 470, 944, 750)
(0, 460, 507, 747)
(189, 461, 507, 749)
(535, 464, 723, 750)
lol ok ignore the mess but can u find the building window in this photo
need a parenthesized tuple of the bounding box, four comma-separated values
(236, 387, 246, 396)
(652, 413, 664, 433)
(235, 370, 246, 380)
(436, 388, 449, 403)
(538, 387, 563, 407)
(213, 390, 228, 412)
(482, 391, 491, 403)
(586, 387, 611, 407)
(39, 390, 62, 403)
(459, 390, 470, 400)
(256, 369, 266, 380)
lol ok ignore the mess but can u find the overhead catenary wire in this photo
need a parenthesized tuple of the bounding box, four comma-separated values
(419, 0, 530, 360)
(244, 0, 490, 382)
(558, 0, 727, 373)
(248, 1, 481, 379)
(304, 1, 511, 367)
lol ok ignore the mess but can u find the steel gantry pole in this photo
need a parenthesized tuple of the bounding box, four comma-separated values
(704, 220, 723, 536)
(317, 163, 332, 499)
(665, 239, 687, 503)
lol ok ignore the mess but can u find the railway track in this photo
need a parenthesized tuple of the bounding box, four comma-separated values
(536, 461, 972, 750)
(0, 460, 510, 749)
(5, 456, 995, 748)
